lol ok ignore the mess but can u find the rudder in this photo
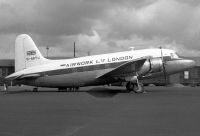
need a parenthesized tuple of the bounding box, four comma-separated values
(15, 34, 48, 72)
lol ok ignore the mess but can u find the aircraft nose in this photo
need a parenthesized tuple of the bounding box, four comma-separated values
(184, 59, 196, 69)
(165, 59, 196, 74)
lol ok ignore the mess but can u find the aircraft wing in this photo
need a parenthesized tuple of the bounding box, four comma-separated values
(97, 56, 151, 79)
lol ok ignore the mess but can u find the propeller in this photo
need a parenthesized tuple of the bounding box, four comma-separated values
(160, 46, 167, 85)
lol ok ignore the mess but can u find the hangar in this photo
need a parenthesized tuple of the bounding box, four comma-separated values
(0, 57, 200, 86)
(0, 59, 14, 85)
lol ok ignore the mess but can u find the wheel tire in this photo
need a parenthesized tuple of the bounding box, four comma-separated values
(133, 83, 144, 93)
(126, 82, 134, 92)
(75, 87, 79, 91)
(33, 88, 38, 92)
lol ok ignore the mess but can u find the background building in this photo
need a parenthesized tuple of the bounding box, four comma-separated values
(0, 59, 14, 85)
(180, 57, 200, 86)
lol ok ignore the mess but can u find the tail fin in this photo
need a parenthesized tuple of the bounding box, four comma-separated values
(15, 34, 49, 72)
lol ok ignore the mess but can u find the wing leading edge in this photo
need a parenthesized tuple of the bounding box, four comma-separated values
(96, 56, 151, 79)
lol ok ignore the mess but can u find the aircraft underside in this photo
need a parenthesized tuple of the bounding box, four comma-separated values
(15, 69, 162, 93)
(20, 70, 112, 87)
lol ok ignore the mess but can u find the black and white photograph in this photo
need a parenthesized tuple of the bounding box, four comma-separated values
(0, 0, 200, 136)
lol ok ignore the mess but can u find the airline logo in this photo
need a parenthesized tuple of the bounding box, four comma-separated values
(27, 50, 36, 56)
(61, 55, 134, 68)
(26, 50, 40, 61)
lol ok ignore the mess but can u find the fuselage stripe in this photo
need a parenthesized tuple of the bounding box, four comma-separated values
(37, 61, 126, 77)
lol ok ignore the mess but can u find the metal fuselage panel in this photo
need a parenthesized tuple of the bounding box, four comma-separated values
(23, 59, 195, 87)
(25, 69, 112, 87)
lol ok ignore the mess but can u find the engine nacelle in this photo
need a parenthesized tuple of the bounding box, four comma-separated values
(137, 58, 163, 75)
(149, 58, 163, 73)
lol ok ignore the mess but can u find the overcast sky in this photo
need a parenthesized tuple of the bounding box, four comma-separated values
(0, 0, 200, 58)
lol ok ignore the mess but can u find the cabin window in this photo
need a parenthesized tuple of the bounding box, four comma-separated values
(163, 56, 171, 61)
(73, 68, 77, 73)
(93, 65, 99, 70)
(105, 63, 110, 69)
(87, 65, 94, 71)
(170, 52, 179, 59)
(67, 68, 73, 74)
(99, 64, 105, 69)
(77, 67, 83, 72)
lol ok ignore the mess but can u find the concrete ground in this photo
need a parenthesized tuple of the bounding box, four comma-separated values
(0, 86, 200, 136)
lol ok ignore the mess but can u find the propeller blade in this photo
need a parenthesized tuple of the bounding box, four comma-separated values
(160, 46, 167, 85)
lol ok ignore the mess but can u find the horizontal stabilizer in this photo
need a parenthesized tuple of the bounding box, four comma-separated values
(14, 73, 41, 80)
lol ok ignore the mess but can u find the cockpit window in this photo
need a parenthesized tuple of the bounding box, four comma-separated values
(170, 52, 179, 59)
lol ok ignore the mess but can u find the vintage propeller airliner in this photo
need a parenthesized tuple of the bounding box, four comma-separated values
(5, 34, 195, 93)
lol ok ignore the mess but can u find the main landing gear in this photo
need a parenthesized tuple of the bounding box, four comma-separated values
(58, 87, 79, 92)
(126, 76, 144, 93)
(33, 87, 38, 92)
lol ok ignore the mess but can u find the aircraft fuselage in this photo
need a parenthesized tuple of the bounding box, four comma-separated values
(8, 49, 195, 88)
